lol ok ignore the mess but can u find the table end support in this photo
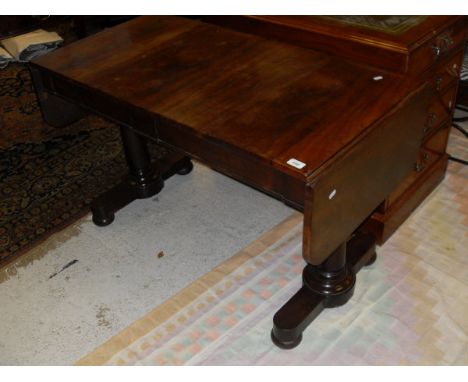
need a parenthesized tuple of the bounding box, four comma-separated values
(90, 126, 193, 226)
(271, 231, 376, 349)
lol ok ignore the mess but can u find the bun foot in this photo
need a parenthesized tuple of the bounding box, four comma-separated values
(176, 157, 194, 175)
(92, 209, 115, 227)
(271, 329, 302, 350)
(271, 231, 376, 349)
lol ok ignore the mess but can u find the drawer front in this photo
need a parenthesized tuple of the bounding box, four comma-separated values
(386, 150, 440, 207)
(423, 123, 451, 154)
(411, 21, 466, 74)
(365, 154, 448, 245)
(424, 85, 458, 136)
(386, 123, 450, 207)
(440, 83, 459, 111)
(430, 50, 464, 93)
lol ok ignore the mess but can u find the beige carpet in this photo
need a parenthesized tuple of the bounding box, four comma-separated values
(77, 129, 468, 366)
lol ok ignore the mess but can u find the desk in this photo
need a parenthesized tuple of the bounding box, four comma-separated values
(30, 16, 432, 348)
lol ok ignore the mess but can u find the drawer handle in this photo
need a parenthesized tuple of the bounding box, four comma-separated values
(415, 163, 425, 172)
(432, 34, 454, 58)
(441, 35, 454, 48)
(426, 112, 437, 127)
(432, 45, 441, 57)
(446, 63, 460, 77)
(435, 76, 443, 91)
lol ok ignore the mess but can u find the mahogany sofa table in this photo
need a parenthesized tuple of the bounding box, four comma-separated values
(30, 16, 432, 348)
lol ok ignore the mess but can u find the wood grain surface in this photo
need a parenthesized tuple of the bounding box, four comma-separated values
(31, 16, 432, 264)
(32, 16, 418, 181)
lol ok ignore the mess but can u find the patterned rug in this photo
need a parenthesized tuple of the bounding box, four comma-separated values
(77, 129, 468, 366)
(0, 62, 164, 268)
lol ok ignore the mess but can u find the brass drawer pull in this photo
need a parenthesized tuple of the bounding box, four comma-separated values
(432, 34, 454, 58)
(441, 35, 454, 48)
(414, 163, 425, 172)
(435, 76, 443, 91)
(426, 112, 437, 127)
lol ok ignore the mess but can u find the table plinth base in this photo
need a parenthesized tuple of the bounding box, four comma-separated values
(271, 231, 376, 349)
(91, 125, 193, 226)
(91, 154, 193, 226)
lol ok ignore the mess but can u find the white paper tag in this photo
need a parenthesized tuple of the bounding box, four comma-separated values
(287, 158, 306, 169)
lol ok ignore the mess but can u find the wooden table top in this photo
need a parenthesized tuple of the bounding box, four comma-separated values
(33, 16, 416, 181)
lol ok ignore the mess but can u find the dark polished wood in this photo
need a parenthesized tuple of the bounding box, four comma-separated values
(30, 16, 429, 261)
(30, 61, 192, 227)
(30, 16, 420, 178)
(362, 155, 449, 243)
(203, 16, 467, 74)
(30, 16, 445, 348)
(91, 148, 192, 227)
(202, 16, 468, 245)
(303, 85, 431, 264)
(272, 231, 376, 349)
(91, 125, 165, 226)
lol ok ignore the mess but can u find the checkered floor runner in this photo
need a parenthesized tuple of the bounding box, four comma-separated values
(78, 129, 467, 366)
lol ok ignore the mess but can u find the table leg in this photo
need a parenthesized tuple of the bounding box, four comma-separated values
(91, 126, 193, 226)
(271, 231, 376, 349)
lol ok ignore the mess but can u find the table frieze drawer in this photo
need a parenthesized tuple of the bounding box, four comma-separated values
(45, 72, 157, 137)
(47, 74, 132, 125)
